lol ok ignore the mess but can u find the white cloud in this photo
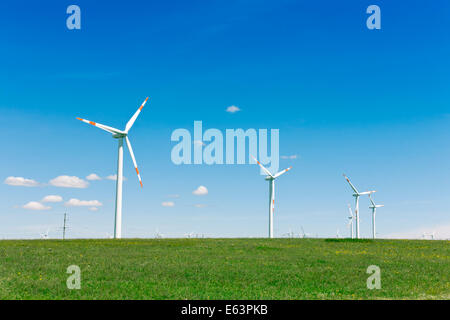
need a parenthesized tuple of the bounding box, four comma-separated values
(23, 201, 50, 211)
(106, 174, 127, 181)
(65, 198, 102, 207)
(194, 204, 207, 208)
(226, 105, 241, 113)
(281, 155, 298, 160)
(192, 185, 208, 196)
(41, 195, 63, 203)
(4, 176, 39, 187)
(88, 207, 99, 212)
(161, 201, 175, 207)
(86, 173, 102, 181)
(49, 176, 89, 188)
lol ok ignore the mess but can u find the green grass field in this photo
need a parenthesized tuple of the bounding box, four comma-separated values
(0, 238, 448, 300)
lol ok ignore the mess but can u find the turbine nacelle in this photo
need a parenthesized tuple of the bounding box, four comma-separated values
(112, 133, 127, 139)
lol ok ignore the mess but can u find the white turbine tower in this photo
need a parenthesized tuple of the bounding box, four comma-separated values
(343, 174, 376, 239)
(77, 97, 148, 239)
(347, 204, 355, 239)
(369, 194, 384, 239)
(252, 156, 292, 238)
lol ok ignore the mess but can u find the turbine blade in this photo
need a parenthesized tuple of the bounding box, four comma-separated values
(251, 155, 273, 177)
(273, 166, 292, 178)
(359, 190, 376, 195)
(347, 204, 353, 216)
(76, 117, 123, 134)
(125, 136, 143, 188)
(369, 193, 375, 207)
(343, 174, 359, 194)
(125, 97, 149, 133)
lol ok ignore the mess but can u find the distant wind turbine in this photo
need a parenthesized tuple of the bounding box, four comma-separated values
(155, 229, 163, 239)
(77, 97, 148, 239)
(40, 228, 50, 239)
(424, 232, 436, 240)
(343, 174, 376, 239)
(283, 229, 295, 238)
(369, 194, 384, 239)
(185, 232, 195, 238)
(300, 226, 310, 238)
(347, 204, 355, 239)
(252, 156, 292, 238)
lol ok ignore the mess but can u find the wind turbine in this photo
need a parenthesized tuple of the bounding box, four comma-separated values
(300, 226, 310, 238)
(343, 174, 376, 239)
(155, 229, 163, 239)
(422, 232, 435, 240)
(252, 156, 292, 238)
(283, 229, 295, 238)
(347, 204, 355, 239)
(369, 194, 384, 239)
(77, 97, 148, 239)
(40, 228, 50, 239)
(185, 232, 195, 238)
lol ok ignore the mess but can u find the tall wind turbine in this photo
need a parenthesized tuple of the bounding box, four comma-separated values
(343, 174, 376, 239)
(369, 194, 384, 239)
(252, 156, 292, 238)
(77, 97, 148, 239)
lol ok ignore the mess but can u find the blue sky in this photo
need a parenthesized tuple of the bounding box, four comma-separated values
(1, 0, 449, 239)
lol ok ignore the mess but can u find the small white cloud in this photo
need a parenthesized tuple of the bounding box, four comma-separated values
(192, 185, 208, 196)
(106, 174, 127, 181)
(226, 105, 241, 113)
(4, 176, 39, 187)
(65, 198, 102, 207)
(194, 204, 207, 208)
(281, 155, 298, 160)
(86, 173, 102, 181)
(49, 176, 89, 188)
(23, 201, 51, 211)
(41, 195, 63, 203)
(88, 207, 99, 212)
(161, 201, 175, 207)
